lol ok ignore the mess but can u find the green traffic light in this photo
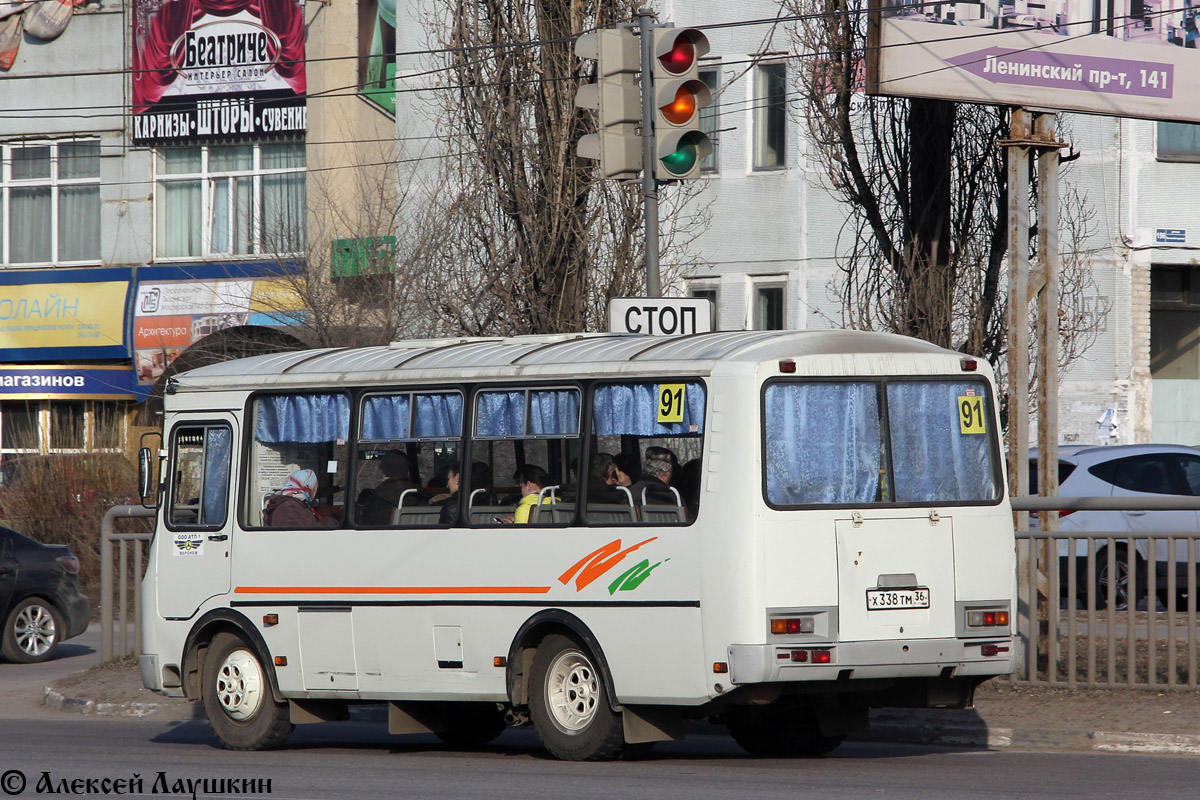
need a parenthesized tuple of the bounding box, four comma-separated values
(661, 142, 697, 176)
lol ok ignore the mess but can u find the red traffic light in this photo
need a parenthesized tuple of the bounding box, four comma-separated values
(658, 35, 696, 75)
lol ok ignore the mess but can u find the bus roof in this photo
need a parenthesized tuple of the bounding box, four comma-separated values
(170, 330, 959, 391)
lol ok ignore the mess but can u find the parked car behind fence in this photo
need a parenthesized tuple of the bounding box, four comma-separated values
(1030, 443, 1200, 610)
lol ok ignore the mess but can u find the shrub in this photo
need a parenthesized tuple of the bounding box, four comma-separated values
(0, 452, 145, 590)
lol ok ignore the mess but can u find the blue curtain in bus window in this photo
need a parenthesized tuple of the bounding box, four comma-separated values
(530, 389, 580, 435)
(362, 395, 411, 440)
(592, 382, 706, 436)
(887, 382, 997, 502)
(201, 427, 231, 526)
(476, 391, 525, 437)
(413, 393, 463, 438)
(763, 383, 881, 505)
(255, 394, 351, 443)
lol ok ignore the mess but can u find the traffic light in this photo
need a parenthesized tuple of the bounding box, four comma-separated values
(575, 29, 643, 179)
(650, 27, 712, 181)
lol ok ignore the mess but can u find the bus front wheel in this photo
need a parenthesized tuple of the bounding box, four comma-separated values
(202, 632, 294, 750)
(528, 634, 624, 761)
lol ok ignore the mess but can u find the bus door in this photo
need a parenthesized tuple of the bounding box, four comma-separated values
(834, 515, 957, 642)
(156, 417, 237, 619)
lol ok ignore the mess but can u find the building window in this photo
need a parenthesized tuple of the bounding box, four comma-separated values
(699, 68, 719, 173)
(0, 402, 40, 453)
(155, 142, 305, 259)
(1, 139, 101, 266)
(50, 402, 85, 451)
(1157, 122, 1200, 163)
(0, 400, 126, 458)
(1151, 266, 1200, 379)
(753, 63, 787, 170)
(755, 285, 785, 330)
(690, 287, 719, 330)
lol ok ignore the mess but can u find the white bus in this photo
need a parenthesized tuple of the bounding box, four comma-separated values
(138, 330, 1017, 759)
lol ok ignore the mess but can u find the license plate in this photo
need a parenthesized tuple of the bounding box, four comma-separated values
(867, 588, 930, 610)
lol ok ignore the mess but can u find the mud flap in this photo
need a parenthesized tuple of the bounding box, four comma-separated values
(622, 705, 685, 744)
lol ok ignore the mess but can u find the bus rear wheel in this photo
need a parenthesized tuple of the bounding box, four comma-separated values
(202, 632, 294, 751)
(529, 634, 624, 761)
(726, 705, 844, 757)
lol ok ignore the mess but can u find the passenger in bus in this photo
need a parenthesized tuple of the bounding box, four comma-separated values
(263, 469, 339, 528)
(428, 461, 458, 504)
(512, 464, 555, 524)
(614, 452, 640, 484)
(357, 450, 422, 525)
(437, 463, 461, 526)
(628, 447, 680, 506)
(587, 452, 633, 504)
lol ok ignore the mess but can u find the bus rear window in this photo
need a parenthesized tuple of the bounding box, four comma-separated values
(763, 379, 1000, 508)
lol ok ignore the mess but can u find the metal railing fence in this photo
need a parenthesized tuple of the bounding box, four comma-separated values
(1012, 496, 1200, 690)
(99, 505, 155, 663)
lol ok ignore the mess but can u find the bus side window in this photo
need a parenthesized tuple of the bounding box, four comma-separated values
(353, 391, 463, 528)
(586, 382, 705, 525)
(469, 388, 580, 527)
(248, 393, 350, 528)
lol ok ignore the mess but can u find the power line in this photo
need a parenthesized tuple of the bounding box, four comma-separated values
(0, 4, 1170, 119)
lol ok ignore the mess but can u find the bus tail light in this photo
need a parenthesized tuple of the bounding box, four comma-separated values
(967, 608, 1010, 628)
(783, 648, 834, 664)
(960, 358, 977, 371)
(980, 644, 1010, 657)
(779, 360, 796, 374)
(770, 617, 815, 635)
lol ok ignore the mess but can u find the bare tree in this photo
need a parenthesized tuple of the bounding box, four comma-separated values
(786, 0, 1107, 413)
(402, 0, 710, 336)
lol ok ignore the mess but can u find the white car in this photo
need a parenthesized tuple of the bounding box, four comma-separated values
(1029, 443, 1200, 610)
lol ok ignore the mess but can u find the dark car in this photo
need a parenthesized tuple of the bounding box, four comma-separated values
(0, 526, 90, 663)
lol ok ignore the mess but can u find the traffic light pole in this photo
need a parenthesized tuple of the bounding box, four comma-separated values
(637, 8, 661, 297)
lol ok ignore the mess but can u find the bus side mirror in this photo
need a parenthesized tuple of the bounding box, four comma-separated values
(138, 447, 155, 506)
(138, 430, 163, 509)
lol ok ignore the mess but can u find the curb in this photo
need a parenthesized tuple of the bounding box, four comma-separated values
(853, 721, 1200, 755)
(43, 686, 179, 718)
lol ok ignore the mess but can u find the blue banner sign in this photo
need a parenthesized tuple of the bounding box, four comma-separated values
(0, 367, 139, 400)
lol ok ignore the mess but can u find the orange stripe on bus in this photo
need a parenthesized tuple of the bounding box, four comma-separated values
(234, 586, 553, 595)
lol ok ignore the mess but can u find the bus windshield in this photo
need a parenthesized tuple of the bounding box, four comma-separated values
(763, 378, 1001, 507)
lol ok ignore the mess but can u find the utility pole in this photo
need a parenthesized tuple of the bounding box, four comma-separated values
(637, 8, 661, 297)
(1004, 107, 1065, 675)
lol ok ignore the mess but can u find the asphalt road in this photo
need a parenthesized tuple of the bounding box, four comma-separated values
(0, 715, 1197, 800)
(1, 624, 1198, 799)
(0, 621, 103, 699)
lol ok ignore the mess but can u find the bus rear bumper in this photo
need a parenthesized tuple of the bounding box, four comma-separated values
(727, 637, 1017, 685)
